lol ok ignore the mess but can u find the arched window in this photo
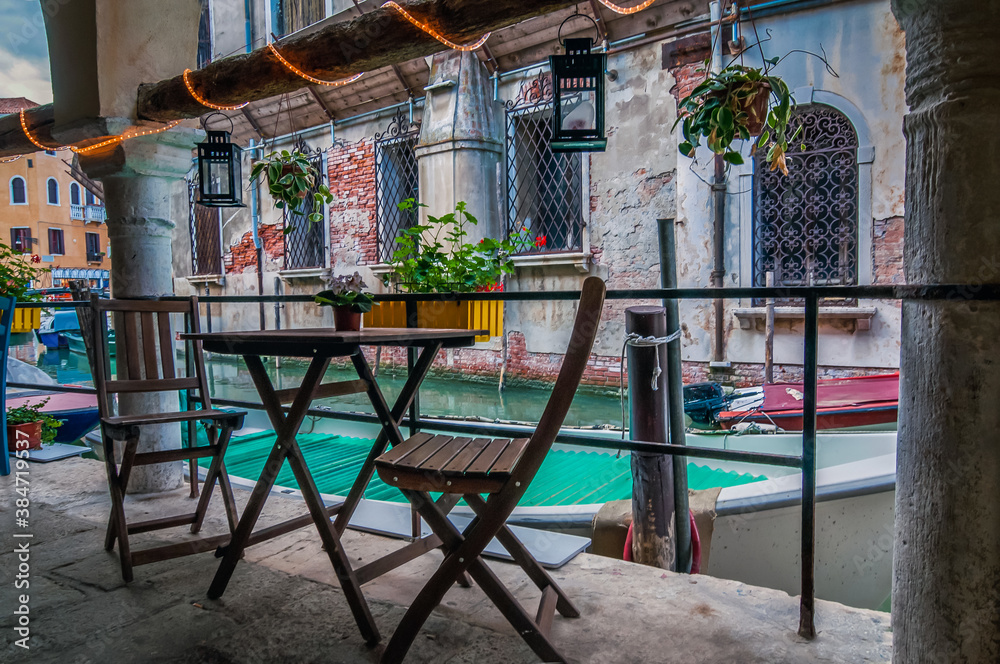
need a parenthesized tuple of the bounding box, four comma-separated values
(70, 182, 81, 206)
(46, 178, 59, 205)
(10, 176, 26, 205)
(752, 105, 859, 288)
(85, 190, 99, 206)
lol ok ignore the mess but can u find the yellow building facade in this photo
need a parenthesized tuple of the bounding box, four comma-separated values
(0, 150, 111, 290)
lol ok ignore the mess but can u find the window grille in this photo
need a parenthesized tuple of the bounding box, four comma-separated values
(283, 139, 326, 270)
(374, 109, 420, 264)
(505, 73, 584, 254)
(753, 105, 859, 299)
(187, 179, 223, 276)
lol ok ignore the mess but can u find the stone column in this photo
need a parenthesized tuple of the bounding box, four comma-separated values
(416, 51, 505, 242)
(82, 128, 201, 493)
(890, 1, 1000, 661)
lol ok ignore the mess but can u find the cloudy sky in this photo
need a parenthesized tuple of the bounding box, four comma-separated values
(0, 0, 53, 103)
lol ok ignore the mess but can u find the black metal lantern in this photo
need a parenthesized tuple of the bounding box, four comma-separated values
(549, 17, 606, 153)
(197, 114, 244, 207)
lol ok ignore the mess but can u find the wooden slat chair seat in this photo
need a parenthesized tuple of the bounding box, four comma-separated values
(375, 434, 530, 494)
(375, 277, 607, 664)
(90, 294, 247, 582)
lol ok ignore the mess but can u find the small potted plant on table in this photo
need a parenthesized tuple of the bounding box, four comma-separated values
(6, 399, 62, 452)
(314, 272, 376, 332)
(675, 63, 798, 174)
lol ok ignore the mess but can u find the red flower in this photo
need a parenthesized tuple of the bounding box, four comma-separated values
(30, 254, 40, 264)
(534, 235, 547, 248)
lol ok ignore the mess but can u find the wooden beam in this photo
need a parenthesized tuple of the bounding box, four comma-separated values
(136, 0, 579, 123)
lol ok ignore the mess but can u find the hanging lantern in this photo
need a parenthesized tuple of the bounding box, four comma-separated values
(197, 114, 243, 207)
(549, 17, 607, 153)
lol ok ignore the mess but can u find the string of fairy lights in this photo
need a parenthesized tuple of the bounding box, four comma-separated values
(5, 0, 656, 160)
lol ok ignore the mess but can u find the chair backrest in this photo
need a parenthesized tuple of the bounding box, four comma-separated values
(508, 276, 606, 489)
(90, 295, 212, 419)
(0, 295, 15, 475)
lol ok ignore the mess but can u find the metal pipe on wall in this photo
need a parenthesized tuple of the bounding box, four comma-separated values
(658, 218, 692, 573)
(709, 1, 728, 365)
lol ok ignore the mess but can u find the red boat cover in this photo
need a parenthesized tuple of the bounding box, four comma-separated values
(7, 392, 99, 412)
(762, 373, 899, 412)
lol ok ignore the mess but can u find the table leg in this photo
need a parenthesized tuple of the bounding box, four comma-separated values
(333, 344, 441, 534)
(207, 355, 327, 600)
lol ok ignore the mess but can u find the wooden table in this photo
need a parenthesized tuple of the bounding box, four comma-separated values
(181, 327, 484, 645)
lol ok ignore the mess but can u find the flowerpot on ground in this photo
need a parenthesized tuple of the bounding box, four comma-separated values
(333, 306, 362, 332)
(7, 420, 42, 451)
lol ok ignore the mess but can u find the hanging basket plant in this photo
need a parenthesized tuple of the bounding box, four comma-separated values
(675, 64, 799, 175)
(249, 150, 333, 224)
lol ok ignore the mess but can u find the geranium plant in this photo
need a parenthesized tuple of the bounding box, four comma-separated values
(0, 241, 46, 302)
(314, 272, 376, 313)
(249, 150, 333, 226)
(385, 199, 532, 293)
(675, 63, 800, 175)
(7, 398, 62, 445)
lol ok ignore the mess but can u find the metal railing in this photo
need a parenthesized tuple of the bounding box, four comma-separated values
(15, 282, 998, 638)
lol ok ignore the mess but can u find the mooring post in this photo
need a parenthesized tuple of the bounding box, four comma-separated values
(626, 305, 676, 570)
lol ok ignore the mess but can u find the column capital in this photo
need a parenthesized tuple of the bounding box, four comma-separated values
(79, 125, 203, 181)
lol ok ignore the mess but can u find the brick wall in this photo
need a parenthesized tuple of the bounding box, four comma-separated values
(223, 223, 284, 274)
(328, 139, 378, 267)
(873, 216, 905, 284)
(662, 33, 711, 103)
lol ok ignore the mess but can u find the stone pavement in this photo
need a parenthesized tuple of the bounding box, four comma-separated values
(1, 457, 892, 663)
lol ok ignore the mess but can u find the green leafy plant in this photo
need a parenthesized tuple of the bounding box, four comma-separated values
(674, 63, 799, 175)
(249, 150, 333, 228)
(7, 398, 62, 445)
(385, 199, 532, 293)
(0, 241, 47, 302)
(314, 272, 376, 313)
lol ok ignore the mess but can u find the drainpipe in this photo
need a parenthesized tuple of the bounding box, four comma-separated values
(709, 1, 727, 365)
(249, 138, 265, 330)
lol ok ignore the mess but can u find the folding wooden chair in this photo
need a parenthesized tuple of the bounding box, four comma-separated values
(374, 276, 606, 664)
(91, 294, 245, 582)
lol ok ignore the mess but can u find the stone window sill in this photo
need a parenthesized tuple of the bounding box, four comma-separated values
(278, 267, 329, 282)
(186, 274, 225, 286)
(511, 251, 590, 273)
(733, 306, 877, 333)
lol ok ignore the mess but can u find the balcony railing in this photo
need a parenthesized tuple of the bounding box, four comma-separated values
(70, 204, 85, 220)
(85, 205, 106, 222)
(86, 253, 103, 263)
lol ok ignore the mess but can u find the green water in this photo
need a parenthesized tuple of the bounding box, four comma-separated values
(18, 341, 626, 431)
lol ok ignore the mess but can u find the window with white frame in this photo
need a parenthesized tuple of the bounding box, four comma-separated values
(505, 74, 584, 254)
(46, 178, 59, 205)
(10, 176, 26, 205)
(70, 182, 81, 206)
(752, 104, 859, 291)
(48, 228, 65, 255)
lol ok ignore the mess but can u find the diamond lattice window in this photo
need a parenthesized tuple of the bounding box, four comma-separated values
(505, 74, 584, 254)
(283, 141, 326, 270)
(753, 105, 859, 294)
(375, 110, 420, 264)
(188, 180, 222, 276)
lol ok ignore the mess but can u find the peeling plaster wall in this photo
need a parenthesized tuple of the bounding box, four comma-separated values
(675, 0, 907, 373)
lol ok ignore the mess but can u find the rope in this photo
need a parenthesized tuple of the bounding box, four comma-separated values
(618, 329, 681, 448)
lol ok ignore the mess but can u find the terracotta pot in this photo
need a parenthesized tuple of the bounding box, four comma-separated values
(738, 81, 771, 137)
(7, 421, 43, 452)
(333, 306, 362, 332)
